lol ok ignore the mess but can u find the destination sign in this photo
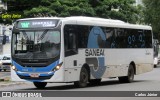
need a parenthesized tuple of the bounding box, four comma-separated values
(17, 19, 59, 29)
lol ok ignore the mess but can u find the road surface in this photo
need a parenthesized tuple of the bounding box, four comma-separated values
(0, 66, 160, 100)
(0, 66, 160, 91)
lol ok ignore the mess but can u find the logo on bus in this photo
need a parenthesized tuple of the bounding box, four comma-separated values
(85, 26, 106, 78)
(85, 49, 104, 57)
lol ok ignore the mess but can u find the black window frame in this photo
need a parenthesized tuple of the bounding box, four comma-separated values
(64, 24, 153, 57)
(64, 25, 78, 57)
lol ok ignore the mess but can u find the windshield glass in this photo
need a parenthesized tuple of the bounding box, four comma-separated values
(12, 30, 60, 60)
(3, 56, 11, 60)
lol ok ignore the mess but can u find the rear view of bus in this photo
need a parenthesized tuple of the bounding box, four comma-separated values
(11, 18, 63, 88)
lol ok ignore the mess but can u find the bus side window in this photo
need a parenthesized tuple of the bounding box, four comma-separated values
(68, 33, 76, 49)
(64, 25, 78, 57)
(145, 30, 152, 48)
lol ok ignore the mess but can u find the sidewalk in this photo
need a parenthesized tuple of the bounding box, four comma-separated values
(0, 43, 25, 87)
(0, 76, 25, 88)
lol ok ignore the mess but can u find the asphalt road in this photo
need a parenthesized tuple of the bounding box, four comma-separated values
(0, 66, 160, 91)
(0, 71, 10, 79)
(0, 66, 160, 99)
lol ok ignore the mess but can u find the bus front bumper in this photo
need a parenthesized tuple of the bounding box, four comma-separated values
(16, 71, 54, 80)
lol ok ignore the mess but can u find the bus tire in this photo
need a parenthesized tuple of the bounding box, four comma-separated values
(74, 67, 89, 88)
(33, 82, 47, 89)
(118, 64, 134, 83)
(89, 79, 101, 85)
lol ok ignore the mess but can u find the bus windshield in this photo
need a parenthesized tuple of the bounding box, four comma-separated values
(12, 30, 60, 60)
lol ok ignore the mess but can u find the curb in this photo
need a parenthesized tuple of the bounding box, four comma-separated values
(0, 77, 25, 87)
(0, 82, 25, 87)
(0, 77, 10, 82)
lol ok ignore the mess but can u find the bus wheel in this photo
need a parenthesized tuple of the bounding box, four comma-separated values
(74, 67, 89, 88)
(33, 82, 47, 89)
(89, 79, 101, 85)
(118, 64, 134, 83)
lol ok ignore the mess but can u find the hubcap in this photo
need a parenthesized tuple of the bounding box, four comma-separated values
(81, 72, 87, 83)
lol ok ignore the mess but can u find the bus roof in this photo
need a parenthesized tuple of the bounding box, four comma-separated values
(16, 16, 152, 30)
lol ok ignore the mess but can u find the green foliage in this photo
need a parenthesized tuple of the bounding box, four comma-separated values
(1, 0, 140, 24)
(90, 0, 138, 23)
(24, 6, 52, 17)
(143, 0, 160, 38)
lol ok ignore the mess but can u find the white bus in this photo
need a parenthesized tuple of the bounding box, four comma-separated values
(11, 16, 153, 88)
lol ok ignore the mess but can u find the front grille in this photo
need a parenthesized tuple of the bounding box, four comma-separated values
(21, 60, 48, 63)
(13, 55, 59, 67)
(21, 63, 47, 67)
(20, 60, 48, 67)
(2, 63, 11, 65)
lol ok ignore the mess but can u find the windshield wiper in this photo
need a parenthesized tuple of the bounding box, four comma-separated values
(22, 31, 29, 40)
(37, 30, 48, 42)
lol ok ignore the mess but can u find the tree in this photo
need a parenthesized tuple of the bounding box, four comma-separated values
(1, 0, 140, 24)
(143, 0, 160, 38)
(1, 0, 42, 24)
(90, 0, 139, 23)
(24, 0, 95, 17)
(24, 0, 139, 23)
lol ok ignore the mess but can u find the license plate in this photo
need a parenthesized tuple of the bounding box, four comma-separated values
(29, 73, 40, 78)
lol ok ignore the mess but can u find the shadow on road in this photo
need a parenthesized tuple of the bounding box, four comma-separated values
(18, 79, 148, 91)
(155, 65, 160, 68)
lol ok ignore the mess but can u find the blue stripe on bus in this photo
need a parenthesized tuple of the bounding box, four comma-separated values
(16, 72, 54, 76)
(12, 60, 59, 77)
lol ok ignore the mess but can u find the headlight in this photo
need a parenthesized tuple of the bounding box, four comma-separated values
(0, 61, 2, 65)
(154, 58, 158, 60)
(53, 62, 63, 71)
(11, 65, 17, 71)
(55, 65, 61, 70)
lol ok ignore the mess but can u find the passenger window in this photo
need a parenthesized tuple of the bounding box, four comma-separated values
(64, 25, 78, 57)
